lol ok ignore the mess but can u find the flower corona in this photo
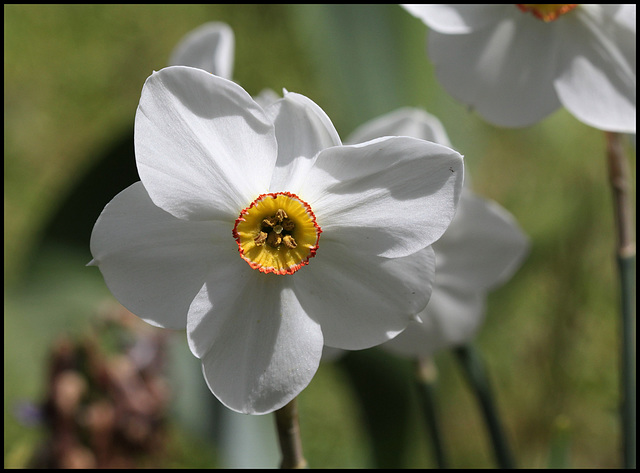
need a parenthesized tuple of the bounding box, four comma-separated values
(516, 4, 578, 22)
(234, 192, 321, 275)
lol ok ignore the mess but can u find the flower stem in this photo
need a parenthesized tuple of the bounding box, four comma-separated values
(454, 344, 515, 469)
(604, 131, 636, 469)
(414, 357, 448, 468)
(274, 398, 307, 469)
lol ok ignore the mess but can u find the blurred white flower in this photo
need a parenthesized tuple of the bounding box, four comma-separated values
(168, 21, 278, 107)
(402, 4, 636, 133)
(169, 21, 235, 79)
(90, 67, 464, 414)
(345, 107, 529, 358)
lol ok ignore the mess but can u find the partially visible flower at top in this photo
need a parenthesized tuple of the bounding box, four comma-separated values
(344, 107, 529, 359)
(169, 21, 235, 79)
(89, 66, 464, 414)
(401, 4, 636, 133)
(168, 21, 278, 108)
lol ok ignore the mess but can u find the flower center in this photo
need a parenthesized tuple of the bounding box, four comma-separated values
(516, 4, 578, 22)
(233, 192, 321, 275)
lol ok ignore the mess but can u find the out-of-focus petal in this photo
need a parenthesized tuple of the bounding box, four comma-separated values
(428, 14, 562, 127)
(90, 182, 224, 329)
(401, 4, 507, 34)
(265, 91, 342, 194)
(346, 107, 452, 148)
(187, 273, 323, 414)
(433, 189, 529, 291)
(168, 22, 235, 79)
(302, 136, 463, 258)
(135, 66, 277, 221)
(554, 5, 636, 133)
(294, 245, 436, 350)
(383, 282, 486, 358)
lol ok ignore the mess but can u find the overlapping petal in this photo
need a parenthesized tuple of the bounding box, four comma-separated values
(433, 189, 530, 291)
(265, 91, 342, 194)
(428, 15, 562, 127)
(134, 66, 277, 221)
(301, 136, 463, 258)
(89, 182, 226, 329)
(402, 4, 506, 34)
(346, 107, 452, 148)
(187, 269, 323, 414)
(383, 281, 486, 358)
(554, 5, 636, 133)
(168, 21, 235, 79)
(295, 245, 435, 350)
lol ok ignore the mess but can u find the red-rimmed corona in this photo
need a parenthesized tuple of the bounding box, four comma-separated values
(233, 192, 321, 275)
(516, 4, 577, 22)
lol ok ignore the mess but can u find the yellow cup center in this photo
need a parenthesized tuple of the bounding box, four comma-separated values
(516, 4, 578, 22)
(233, 192, 321, 275)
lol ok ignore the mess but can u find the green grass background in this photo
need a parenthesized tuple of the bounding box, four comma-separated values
(4, 4, 636, 468)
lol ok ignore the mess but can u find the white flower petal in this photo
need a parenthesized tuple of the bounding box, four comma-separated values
(346, 106, 452, 148)
(187, 273, 323, 414)
(302, 136, 463, 258)
(90, 182, 224, 329)
(433, 189, 529, 291)
(265, 91, 342, 194)
(428, 14, 562, 127)
(169, 22, 235, 79)
(383, 282, 486, 358)
(135, 66, 277, 221)
(294, 244, 436, 350)
(401, 4, 507, 34)
(554, 6, 636, 133)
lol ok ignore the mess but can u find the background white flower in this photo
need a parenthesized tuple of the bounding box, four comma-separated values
(344, 107, 529, 358)
(402, 4, 636, 133)
(90, 66, 464, 414)
(169, 21, 235, 79)
(168, 21, 279, 108)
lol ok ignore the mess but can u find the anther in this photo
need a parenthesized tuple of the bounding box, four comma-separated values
(282, 219, 295, 231)
(282, 235, 297, 249)
(267, 231, 282, 248)
(254, 231, 268, 246)
(275, 209, 287, 222)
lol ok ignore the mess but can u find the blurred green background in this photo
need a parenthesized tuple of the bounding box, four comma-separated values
(4, 4, 635, 468)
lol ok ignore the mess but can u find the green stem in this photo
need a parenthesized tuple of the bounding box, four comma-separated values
(454, 344, 515, 469)
(605, 132, 636, 469)
(274, 398, 307, 469)
(415, 357, 448, 468)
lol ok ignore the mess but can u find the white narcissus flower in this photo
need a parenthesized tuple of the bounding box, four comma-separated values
(344, 107, 529, 359)
(169, 21, 235, 79)
(402, 4, 636, 133)
(89, 66, 464, 414)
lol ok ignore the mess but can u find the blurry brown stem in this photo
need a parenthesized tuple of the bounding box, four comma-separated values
(605, 132, 635, 258)
(605, 131, 636, 469)
(274, 398, 307, 469)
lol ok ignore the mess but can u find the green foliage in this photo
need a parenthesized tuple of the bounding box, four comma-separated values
(4, 4, 635, 468)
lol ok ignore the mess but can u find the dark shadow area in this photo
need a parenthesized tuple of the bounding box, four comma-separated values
(29, 130, 139, 270)
(337, 348, 418, 468)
